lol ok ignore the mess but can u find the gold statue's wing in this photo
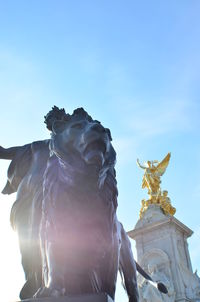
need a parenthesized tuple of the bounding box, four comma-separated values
(155, 152, 171, 176)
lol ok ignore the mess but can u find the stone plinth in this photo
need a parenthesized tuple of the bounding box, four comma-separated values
(128, 205, 200, 302)
(19, 293, 113, 302)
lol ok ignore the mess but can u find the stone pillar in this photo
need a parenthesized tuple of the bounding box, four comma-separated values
(128, 205, 200, 302)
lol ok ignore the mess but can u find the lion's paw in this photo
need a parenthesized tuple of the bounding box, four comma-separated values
(34, 286, 65, 298)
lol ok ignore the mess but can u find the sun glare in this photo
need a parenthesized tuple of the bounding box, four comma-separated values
(0, 193, 25, 302)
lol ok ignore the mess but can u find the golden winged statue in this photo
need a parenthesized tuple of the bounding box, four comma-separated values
(137, 153, 171, 197)
(137, 153, 176, 217)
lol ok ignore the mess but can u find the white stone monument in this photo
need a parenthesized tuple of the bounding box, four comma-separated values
(129, 154, 200, 302)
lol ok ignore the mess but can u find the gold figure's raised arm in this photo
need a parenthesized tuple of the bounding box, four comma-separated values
(136, 158, 147, 170)
(155, 152, 171, 176)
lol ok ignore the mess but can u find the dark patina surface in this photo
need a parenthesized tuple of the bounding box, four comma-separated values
(18, 293, 113, 302)
(0, 106, 139, 302)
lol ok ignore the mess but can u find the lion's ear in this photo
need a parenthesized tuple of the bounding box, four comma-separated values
(105, 128, 112, 141)
(52, 120, 67, 134)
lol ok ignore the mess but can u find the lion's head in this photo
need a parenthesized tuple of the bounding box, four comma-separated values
(50, 108, 116, 172)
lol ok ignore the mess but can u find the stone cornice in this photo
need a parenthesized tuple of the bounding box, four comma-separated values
(128, 216, 193, 239)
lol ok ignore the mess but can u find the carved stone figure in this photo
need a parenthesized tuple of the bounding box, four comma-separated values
(0, 107, 139, 302)
(177, 239, 200, 300)
(139, 263, 175, 302)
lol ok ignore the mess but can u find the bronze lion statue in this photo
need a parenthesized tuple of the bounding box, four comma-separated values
(0, 107, 141, 301)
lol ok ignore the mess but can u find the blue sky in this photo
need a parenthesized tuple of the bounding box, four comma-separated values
(0, 1, 200, 301)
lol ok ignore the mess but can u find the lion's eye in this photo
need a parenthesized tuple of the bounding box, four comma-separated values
(71, 123, 83, 129)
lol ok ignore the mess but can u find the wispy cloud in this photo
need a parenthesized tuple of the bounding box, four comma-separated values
(111, 98, 200, 168)
(124, 99, 197, 137)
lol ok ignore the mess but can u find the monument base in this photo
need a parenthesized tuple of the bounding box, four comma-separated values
(18, 293, 113, 302)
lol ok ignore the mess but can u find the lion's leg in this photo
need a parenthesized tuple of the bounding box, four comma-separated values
(119, 224, 139, 302)
(99, 222, 121, 300)
(46, 239, 66, 293)
(106, 239, 120, 300)
(34, 218, 66, 298)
